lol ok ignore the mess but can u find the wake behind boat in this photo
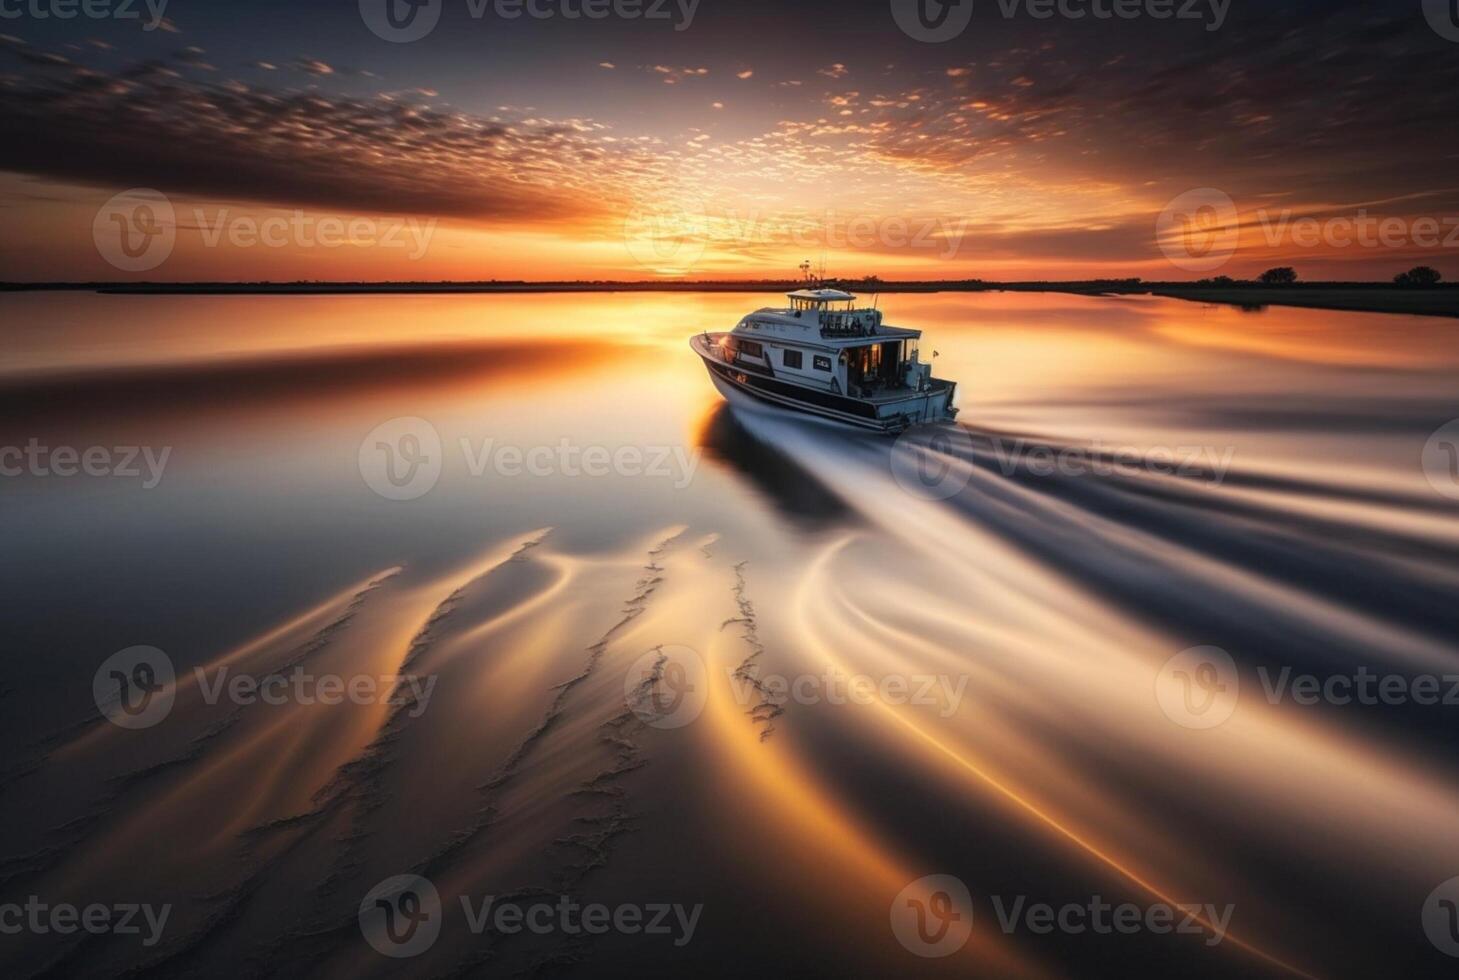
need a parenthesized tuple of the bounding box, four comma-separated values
(692, 286, 959, 432)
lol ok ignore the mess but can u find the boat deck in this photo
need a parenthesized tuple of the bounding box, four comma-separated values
(691, 332, 951, 404)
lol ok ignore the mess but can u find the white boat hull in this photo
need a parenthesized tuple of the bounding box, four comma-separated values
(692, 333, 957, 433)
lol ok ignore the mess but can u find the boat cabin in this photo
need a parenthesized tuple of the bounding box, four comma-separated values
(693, 282, 958, 431)
(722, 289, 934, 399)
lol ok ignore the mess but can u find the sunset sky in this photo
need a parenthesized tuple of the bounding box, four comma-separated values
(2, 0, 1456, 281)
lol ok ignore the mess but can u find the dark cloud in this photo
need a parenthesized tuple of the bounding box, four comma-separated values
(0, 39, 624, 224)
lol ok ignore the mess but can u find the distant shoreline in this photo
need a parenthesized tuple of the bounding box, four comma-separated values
(2, 279, 1456, 319)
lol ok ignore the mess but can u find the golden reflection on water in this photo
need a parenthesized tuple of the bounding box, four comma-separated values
(2, 290, 1457, 978)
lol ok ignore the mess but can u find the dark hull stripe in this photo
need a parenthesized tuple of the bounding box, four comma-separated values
(702, 358, 908, 431)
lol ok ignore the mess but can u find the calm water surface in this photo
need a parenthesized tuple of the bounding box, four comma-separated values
(2, 291, 1457, 978)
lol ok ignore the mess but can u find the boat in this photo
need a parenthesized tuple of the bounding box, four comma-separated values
(691, 285, 959, 432)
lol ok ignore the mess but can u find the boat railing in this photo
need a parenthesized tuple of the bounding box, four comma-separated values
(819, 310, 878, 337)
(701, 331, 730, 362)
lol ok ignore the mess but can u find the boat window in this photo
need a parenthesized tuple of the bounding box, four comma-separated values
(783, 349, 803, 369)
(813, 355, 831, 371)
(737, 340, 763, 358)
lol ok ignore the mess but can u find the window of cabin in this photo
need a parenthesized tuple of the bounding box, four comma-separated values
(813, 355, 832, 371)
(736, 340, 763, 358)
(783, 349, 803, 369)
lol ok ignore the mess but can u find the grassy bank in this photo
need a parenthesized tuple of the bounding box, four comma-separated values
(1133, 286, 1459, 319)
